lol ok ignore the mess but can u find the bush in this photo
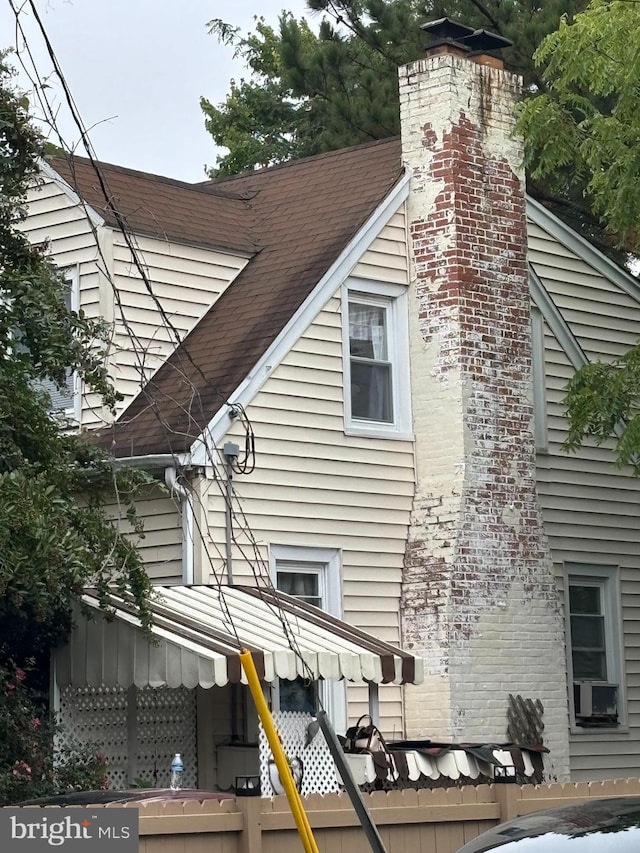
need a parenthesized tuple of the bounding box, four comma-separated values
(0, 663, 107, 805)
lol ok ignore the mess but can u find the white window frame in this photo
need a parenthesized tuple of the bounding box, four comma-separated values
(565, 564, 625, 731)
(342, 277, 412, 439)
(531, 306, 548, 452)
(269, 545, 346, 733)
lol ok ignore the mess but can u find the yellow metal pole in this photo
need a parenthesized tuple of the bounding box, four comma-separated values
(239, 649, 320, 853)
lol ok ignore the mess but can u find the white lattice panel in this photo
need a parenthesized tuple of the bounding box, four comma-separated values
(259, 711, 340, 796)
(58, 686, 128, 789)
(136, 687, 197, 788)
(58, 685, 198, 790)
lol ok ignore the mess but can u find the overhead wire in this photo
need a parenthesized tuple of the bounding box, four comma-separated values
(7, 0, 333, 697)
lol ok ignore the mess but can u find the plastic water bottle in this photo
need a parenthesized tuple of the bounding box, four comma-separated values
(170, 753, 184, 791)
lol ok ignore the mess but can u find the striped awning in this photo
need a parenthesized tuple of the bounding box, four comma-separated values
(55, 585, 423, 689)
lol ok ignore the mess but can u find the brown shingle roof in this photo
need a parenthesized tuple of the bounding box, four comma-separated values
(76, 139, 403, 457)
(49, 155, 257, 255)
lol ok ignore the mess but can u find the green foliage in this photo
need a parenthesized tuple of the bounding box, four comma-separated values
(518, 0, 640, 252)
(0, 58, 155, 801)
(203, 0, 589, 177)
(0, 662, 108, 805)
(564, 347, 640, 474)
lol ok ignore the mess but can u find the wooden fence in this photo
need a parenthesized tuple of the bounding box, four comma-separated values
(19, 778, 640, 853)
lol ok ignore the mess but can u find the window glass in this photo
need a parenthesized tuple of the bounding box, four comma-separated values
(348, 300, 393, 423)
(569, 582, 607, 681)
(277, 571, 321, 608)
(276, 564, 324, 713)
(31, 273, 75, 414)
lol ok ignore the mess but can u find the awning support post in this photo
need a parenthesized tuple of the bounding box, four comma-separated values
(317, 711, 387, 853)
(240, 650, 319, 853)
(368, 682, 380, 726)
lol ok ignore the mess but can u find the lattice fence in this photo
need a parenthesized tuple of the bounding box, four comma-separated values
(58, 685, 129, 789)
(58, 685, 197, 789)
(136, 686, 197, 788)
(259, 711, 340, 797)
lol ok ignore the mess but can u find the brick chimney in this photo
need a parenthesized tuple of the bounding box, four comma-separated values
(399, 22, 570, 778)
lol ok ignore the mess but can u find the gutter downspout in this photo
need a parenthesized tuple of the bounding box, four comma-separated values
(165, 467, 194, 585)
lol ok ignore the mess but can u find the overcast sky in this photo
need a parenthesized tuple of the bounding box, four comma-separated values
(1, 0, 311, 181)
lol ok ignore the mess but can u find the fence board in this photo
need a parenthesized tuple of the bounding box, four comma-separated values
(9, 778, 640, 853)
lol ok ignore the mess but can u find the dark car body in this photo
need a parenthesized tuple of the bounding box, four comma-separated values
(18, 788, 234, 806)
(458, 796, 640, 852)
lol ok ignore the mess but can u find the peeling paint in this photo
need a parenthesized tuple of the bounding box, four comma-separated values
(398, 50, 570, 778)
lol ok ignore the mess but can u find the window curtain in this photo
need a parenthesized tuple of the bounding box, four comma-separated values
(349, 304, 386, 359)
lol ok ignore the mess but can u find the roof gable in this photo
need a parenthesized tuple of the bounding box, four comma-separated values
(94, 139, 404, 457)
(48, 154, 257, 255)
(55, 138, 639, 460)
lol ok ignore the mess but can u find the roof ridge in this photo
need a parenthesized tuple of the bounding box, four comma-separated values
(199, 136, 401, 188)
(47, 154, 248, 202)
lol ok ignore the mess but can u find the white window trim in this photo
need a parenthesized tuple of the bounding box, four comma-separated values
(565, 564, 626, 732)
(342, 277, 412, 440)
(269, 545, 346, 732)
(531, 306, 548, 453)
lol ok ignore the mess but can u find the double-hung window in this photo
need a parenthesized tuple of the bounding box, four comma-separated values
(37, 268, 79, 419)
(270, 546, 345, 730)
(566, 565, 623, 728)
(343, 279, 411, 438)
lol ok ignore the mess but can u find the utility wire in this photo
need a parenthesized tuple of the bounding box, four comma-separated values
(7, 0, 327, 687)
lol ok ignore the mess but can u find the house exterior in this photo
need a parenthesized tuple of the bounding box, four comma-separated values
(21, 29, 640, 788)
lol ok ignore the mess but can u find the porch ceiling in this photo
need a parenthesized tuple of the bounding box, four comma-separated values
(55, 585, 423, 689)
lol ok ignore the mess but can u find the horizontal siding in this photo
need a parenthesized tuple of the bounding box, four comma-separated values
(199, 286, 414, 737)
(105, 485, 183, 584)
(347, 683, 404, 739)
(531, 215, 640, 781)
(351, 206, 408, 283)
(111, 235, 246, 412)
(22, 178, 111, 428)
(22, 179, 101, 268)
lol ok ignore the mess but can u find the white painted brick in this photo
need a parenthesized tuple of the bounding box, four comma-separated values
(399, 48, 570, 779)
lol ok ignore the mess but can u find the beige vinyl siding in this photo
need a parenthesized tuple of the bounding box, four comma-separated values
(530, 217, 640, 781)
(105, 484, 183, 584)
(22, 177, 113, 428)
(198, 283, 414, 737)
(351, 206, 408, 283)
(25, 177, 249, 423)
(111, 234, 247, 412)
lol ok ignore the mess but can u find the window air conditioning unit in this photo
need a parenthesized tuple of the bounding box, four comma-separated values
(573, 682, 618, 725)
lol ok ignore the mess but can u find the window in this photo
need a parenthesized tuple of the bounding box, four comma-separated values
(343, 279, 411, 438)
(276, 563, 324, 714)
(566, 566, 623, 728)
(270, 546, 345, 730)
(35, 268, 80, 419)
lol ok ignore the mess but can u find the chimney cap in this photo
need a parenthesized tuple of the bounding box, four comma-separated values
(421, 17, 513, 55)
(420, 17, 475, 41)
(461, 29, 513, 53)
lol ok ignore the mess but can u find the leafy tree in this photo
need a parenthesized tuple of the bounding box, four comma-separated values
(517, 0, 640, 255)
(564, 346, 640, 474)
(515, 1, 640, 469)
(0, 58, 154, 800)
(202, 0, 589, 178)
